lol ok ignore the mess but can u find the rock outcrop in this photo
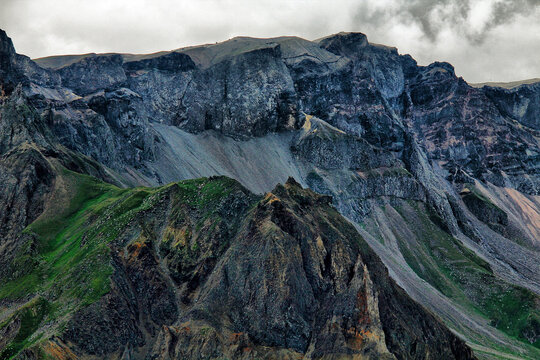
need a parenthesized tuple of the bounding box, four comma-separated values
(0, 176, 476, 359)
(26, 31, 540, 195)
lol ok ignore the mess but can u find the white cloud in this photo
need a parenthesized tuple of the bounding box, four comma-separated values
(467, 0, 494, 34)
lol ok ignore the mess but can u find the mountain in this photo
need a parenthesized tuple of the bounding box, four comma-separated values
(0, 28, 538, 359)
(470, 78, 540, 89)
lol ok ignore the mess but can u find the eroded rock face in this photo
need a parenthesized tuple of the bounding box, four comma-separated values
(63, 242, 178, 356)
(56, 54, 126, 96)
(0, 29, 17, 91)
(402, 62, 540, 195)
(1, 29, 59, 95)
(25, 30, 539, 195)
(176, 45, 298, 138)
(58, 178, 475, 359)
(483, 82, 540, 131)
(292, 115, 397, 171)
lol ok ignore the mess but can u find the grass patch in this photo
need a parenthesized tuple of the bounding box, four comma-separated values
(390, 200, 540, 349)
(463, 184, 500, 211)
(0, 173, 252, 356)
(0, 297, 50, 360)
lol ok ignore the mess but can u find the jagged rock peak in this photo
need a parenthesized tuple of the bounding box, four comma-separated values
(318, 31, 369, 55)
(0, 29, 16, 86)
(424, 60, 456, 77)
(0, 29, 15, 56)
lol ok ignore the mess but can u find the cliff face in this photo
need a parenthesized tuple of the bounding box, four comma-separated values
(23, 31, 540, 195)
(482, 81, 540, 131)
(0, 28, 539, 359)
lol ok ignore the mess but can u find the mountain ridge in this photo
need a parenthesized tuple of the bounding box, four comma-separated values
(0, 28, 539, 359)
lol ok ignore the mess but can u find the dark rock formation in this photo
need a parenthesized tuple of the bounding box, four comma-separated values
(56, 178, 477, 359)
(462, 187, 508, 227)
(292, 115, 397, 171)
(20, 30, 537, 195)
(57, 54, 126, 95)
(483, 81, 540, 131)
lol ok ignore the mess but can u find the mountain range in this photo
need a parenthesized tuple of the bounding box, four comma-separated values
(0, 29, 539, 359)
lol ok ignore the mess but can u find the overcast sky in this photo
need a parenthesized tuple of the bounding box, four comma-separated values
(1, 0, 539, 83)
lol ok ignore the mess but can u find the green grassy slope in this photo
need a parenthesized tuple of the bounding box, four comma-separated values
(0, 168, 246, 359)
(1, 168, 538, 359)
(363, 200, 540, 357)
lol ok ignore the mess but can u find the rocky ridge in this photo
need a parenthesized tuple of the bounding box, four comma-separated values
(0, 174, 476, 359)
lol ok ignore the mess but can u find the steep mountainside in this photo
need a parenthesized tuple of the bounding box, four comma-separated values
(1, 28, 539, 359)
(0, 175, 475, 359)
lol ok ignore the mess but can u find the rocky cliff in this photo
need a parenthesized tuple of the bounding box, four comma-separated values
(1, 28, 539, 359)
(26, 31, 540, 195)
(0, 174, 475, 359)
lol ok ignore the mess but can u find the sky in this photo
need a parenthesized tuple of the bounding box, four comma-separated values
(1, 0, 539, 83)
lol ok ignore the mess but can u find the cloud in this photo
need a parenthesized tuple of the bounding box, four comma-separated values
(0, 0, 538, 82)
(347, 0, 540, 82)
(357, 0, 539, 44)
